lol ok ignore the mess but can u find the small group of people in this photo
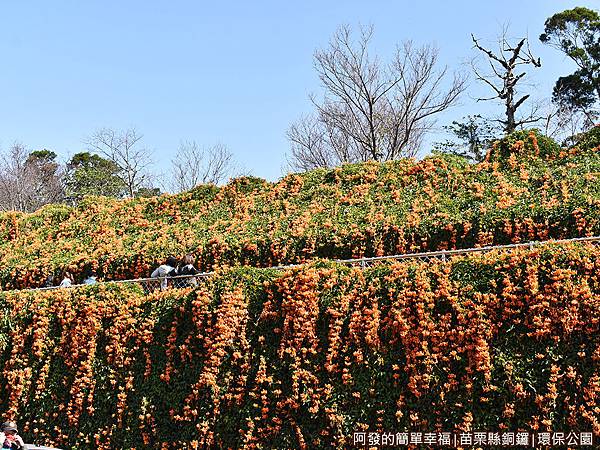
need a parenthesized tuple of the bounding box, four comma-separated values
(43, 269, 98, 289)
(37, 254, 200, 291)
(151, 254, 200, 290)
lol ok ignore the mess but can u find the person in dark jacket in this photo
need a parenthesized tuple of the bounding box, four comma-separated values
(83, 269, 98, 285)
(42, 274, 55, 288)
(178, 253, 199, 287)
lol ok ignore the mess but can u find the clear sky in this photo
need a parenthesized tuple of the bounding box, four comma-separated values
(0, 1, 597, 184)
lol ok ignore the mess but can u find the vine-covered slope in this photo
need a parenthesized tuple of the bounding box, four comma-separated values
(0, 243, 598, 448)
(1, 130, 600, 448)
(1, 131, 599, 290)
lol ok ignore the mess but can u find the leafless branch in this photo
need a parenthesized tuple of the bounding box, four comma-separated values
(288, 24, 466, 170)
(85, 128, 153, 198)
(471, 30, 542, 133)
(171, 141, 234, 192)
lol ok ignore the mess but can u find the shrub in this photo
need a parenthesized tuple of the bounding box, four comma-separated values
(573, 124, 600, 152)
(1, 147, 600, 290)
(487, 129, 561, 162)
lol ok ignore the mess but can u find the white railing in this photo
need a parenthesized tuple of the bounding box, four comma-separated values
(9, 235, 600, 294)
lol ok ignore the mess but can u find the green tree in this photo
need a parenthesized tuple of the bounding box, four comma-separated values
(65, 152, 127, 201)
(540, 7, 600, 121)
(26, 150, 63, 199)
(27, 149, 57, 163)
(433, 115, 499, 162)
(24, 149, 64, 209)
(0, 145, 65, 212)
(134, 187, 161, 198)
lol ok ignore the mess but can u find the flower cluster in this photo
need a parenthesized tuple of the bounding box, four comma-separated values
(0, 243, 598, 448)
(0, 136, 599, 291)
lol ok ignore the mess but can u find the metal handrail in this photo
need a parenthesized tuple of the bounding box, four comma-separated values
(332, 235, 600, 264)
(7, 235, 600, 294)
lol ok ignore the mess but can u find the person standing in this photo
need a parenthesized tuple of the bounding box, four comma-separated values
(178, 253, 199, 287)
(151, 256, 179, 290)
(59, 271, 73, 288)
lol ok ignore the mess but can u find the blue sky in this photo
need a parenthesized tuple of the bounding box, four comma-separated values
(0, 1, 597, 184)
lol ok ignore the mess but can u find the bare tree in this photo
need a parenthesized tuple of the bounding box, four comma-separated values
(85, 128, 153, 198)
(539, 100, 594, 145)
(171, 141, 234, 192)
(287, 24, 466, 171)
(539, 101, 566, 139)
(0, 143, 29, 212)
(287, 114, 357, 171)
(0, 143, 64, 212)
(471, 31, 542, 133)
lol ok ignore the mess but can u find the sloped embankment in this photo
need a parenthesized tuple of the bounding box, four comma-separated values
(1, 131, 600, 290)
(0, 243, 598, 448)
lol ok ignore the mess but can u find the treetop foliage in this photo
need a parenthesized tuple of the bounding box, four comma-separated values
(540, 6, 600, 120)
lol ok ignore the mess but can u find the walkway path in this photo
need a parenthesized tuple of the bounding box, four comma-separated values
(13, 235, 600, 294)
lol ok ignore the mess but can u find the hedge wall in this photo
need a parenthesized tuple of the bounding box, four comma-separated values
(0, 242, 599, 448)
(1, 131, 600, 290)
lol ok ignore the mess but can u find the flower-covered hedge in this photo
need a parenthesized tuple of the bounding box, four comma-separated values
(1, 132, 600, 290)
(487, 129, 562, 161)
(0, 243, 599, 448)
(573, 124, 600, 153)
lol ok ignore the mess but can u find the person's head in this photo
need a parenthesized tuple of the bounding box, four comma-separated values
(63, 270, 72, 280)
(165, 256, 179, 268)
(85, 268, 97, 278)
(182, 254, 195, 266)
(1, 421, 18, 435)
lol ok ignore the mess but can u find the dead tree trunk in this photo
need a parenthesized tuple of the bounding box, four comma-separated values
(471, 32, 541, 133)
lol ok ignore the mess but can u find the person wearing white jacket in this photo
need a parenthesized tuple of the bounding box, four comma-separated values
(58, 271, 73, 288)
(151, 256, 179, 290)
